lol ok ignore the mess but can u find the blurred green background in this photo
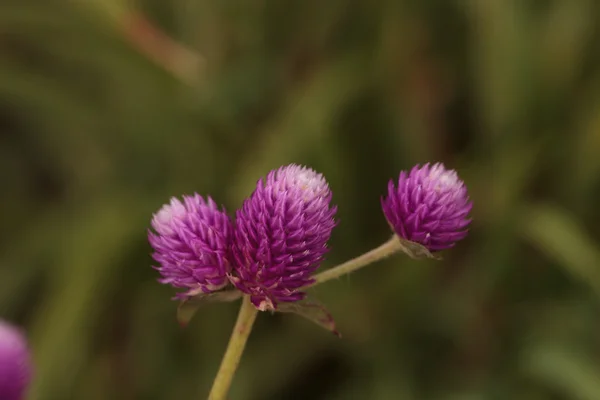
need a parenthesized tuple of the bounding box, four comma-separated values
(2, 0, 600, 399)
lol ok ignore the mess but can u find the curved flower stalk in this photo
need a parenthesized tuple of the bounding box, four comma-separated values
(312, 162, 473, 286)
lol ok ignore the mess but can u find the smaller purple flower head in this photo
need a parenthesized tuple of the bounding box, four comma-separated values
(381, 163, 472, 251)
(0, 320, 32, 400)
(230, 164, 337, 311)
(148, 194, 233, 297)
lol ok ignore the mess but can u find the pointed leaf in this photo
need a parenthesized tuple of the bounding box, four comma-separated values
(177, 290, 242, 327)
(276, 301, 340, 337)
(396, 236, 441, 260)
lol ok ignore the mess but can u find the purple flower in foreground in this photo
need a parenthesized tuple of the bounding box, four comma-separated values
(381, 163, 472, 251)
(230, 164, 337, 311)
(0, 320, 32, 400)
(148, 194, 232, 297)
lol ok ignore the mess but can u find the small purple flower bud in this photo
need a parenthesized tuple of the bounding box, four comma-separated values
(148, 194, 233, 297)
(381, 163, 472, 251)
(230, 164, 337, 311)
(0, 320, 32, 400)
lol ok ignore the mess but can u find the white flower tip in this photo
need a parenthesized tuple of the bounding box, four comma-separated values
(427, 163, 461, 192)
(278, 164, 329, 198)
(152, 197, 187, 235)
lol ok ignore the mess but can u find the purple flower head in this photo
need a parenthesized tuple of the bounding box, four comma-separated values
(381, 163, 472, 251)
(148, 194, 233, 297)
(230, 164, 337, 311)
(0, 320, 32, 400)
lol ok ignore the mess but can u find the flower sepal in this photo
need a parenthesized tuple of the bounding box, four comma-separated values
(392, 234, 442, 260)
(177, 289, 242, 327)
(275, 300, 340, 337)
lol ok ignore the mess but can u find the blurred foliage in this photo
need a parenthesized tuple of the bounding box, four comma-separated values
(1, 0, 600, 399)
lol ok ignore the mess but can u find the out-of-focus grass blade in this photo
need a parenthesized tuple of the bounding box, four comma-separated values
(467, 0, 534, 136)
(537, 0, 594, 91)
(71, 0, 129, 21)
(520, 204, 600, 296)
(522, 344, 600, 400)
(571, 81, 600, 195)
(27, 195, 146, 400)
(227, 53, 371, 202)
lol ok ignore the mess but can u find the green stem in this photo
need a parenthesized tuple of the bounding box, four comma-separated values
(208, 235, 403, 398)
(208, 295, 258, 400)
(310, 235, 403, 287)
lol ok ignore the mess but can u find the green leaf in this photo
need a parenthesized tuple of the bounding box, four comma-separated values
(276, 301, 340, 337)
(177, 290, 242, 327)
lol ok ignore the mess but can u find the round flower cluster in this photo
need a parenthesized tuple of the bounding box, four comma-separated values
(148, 195, 232, 298)
(148, 162, 471, 310)
(229, 165, 337, 310)
(381, 163, 472, 251)
(0, 320, 32, 400)
(149, 164, 337, 310)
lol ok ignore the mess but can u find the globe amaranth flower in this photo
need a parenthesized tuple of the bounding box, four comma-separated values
(230, 164, 337, 311)
(148, 194, 233, 297)
(0, 320, 32, 400)
(381, 163, 472, 251)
